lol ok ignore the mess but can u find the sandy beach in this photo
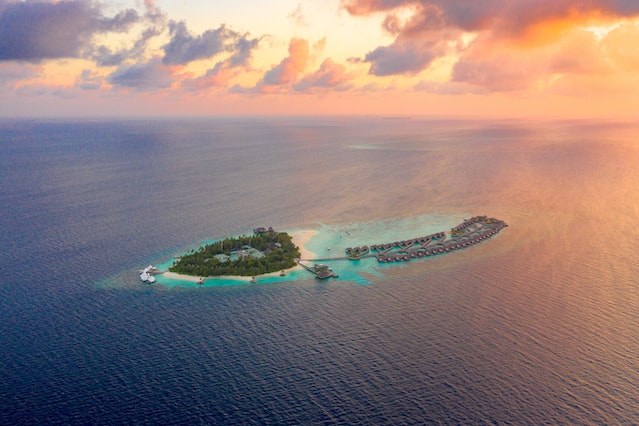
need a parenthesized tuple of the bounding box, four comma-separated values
(158, 229, 318, 284)
(160, 271, 210, 283)
(291, 229, 318, 260)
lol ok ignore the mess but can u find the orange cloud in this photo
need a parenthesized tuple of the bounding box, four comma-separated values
(601, 22, 639, 71)
(344, 0, 639, 79)
(180, 60, 241, 91)
(229, 38, 312, 94)
(451, 27, 613, 92)
(295, 58, 352, 91)
(549, 29, 608, 74)
(262, 38, 310, 85)
(344, 1, 639, 35)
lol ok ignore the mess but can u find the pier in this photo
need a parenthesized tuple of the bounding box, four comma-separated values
(301, 216, 508, 269)
(297, 261, 339, 279)
(372, 216, 507, 264)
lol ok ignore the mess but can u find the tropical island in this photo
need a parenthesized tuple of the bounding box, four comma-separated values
(144, 216, 508, 285)
(169, 227, 301, 277)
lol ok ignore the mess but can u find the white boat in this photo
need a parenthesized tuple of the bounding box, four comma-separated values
(140, 265, 157, 283)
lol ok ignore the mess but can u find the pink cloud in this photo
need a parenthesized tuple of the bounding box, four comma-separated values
(262, 38, 310, 85)
(294, 58, 351, 91)
(452, 52, 542, 91)
(181, 60, 240, 91)
(344, 0, 639, 93)
(343, 1, 639, 36)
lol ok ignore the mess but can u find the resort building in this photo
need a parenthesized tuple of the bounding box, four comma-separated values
(214, 254, 230, 263)
(230, 246, 265, 261)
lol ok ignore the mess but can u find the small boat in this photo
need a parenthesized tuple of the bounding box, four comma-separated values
(250, 277, 257, 283)
(197, 277, 204, 285)
(279, 271, 286, 276)
(140, 265, 157, 283)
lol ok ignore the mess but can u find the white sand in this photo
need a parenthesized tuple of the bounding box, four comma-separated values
(160, 229, 318, 283)
(290, 229, 318, 260)
(161, 271, 208, 283)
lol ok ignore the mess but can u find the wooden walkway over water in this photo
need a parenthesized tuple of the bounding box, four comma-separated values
(297, 216, 508, 276)
(297, 260, 339, 279)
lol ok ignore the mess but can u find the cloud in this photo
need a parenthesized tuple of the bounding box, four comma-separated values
(162, 21, 259, 66)
(343, 1, 639, 35)
(342, 0, 407, 15)
(233, 37, 320, 93)
(288, 3, 308, 27)
(294, 58, 351, 91)
(163, 21, 227, 65)
(601, 22, 639, 71)
(91, 46, 129, 67)
(108, 58, 173, 89)
(449, 26, 615, 92)
(0, 62, 42, 83)
(228, 35, 260, 67)
(548, 29, 608, 74)
(178, 31, 260, 92)
(0, 62, 41, 86)
(181, 61, 239, 91)
(358, 82, 392, 92)
(347, 3, 465, 76)
(0, 0, 139, 62)
(344, 0, 639, 79)
(228, 83, 251, 94)
(364, 39, 439, 76)
(451, 52, 541, 91)
(77, 69, 103, 90)
(414, 80, 486, 95)
(91, 6, 167, 67)
(0, 0, 255, 68)
(262, 38, 309, 85)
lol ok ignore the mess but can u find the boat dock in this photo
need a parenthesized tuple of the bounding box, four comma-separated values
(297, 261, 339, 279)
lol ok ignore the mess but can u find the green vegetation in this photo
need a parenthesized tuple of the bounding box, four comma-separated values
(170, 231, 300, 277)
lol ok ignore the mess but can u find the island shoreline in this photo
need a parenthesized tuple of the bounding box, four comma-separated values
(151, 216, 507, 285)
(158, 229, 319, 284)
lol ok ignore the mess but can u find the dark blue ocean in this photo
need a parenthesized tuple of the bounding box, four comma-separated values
(2, 117, 639, 424)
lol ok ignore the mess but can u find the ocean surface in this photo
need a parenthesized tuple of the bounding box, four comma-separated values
(2, 117, 639, 424)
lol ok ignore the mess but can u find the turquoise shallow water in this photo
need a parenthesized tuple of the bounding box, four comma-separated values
(136, 213, 471, 287)
(302, 214, 470, 284)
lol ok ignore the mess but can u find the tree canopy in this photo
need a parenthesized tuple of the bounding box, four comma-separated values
(170, 231, 300, 277)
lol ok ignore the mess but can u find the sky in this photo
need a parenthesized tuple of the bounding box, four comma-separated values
(2, 0, 639, 117)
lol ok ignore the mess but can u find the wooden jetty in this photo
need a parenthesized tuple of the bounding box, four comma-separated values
(297, 261, 339, 279)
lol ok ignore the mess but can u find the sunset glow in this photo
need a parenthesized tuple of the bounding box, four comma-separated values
(2, 0, 639, 117)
